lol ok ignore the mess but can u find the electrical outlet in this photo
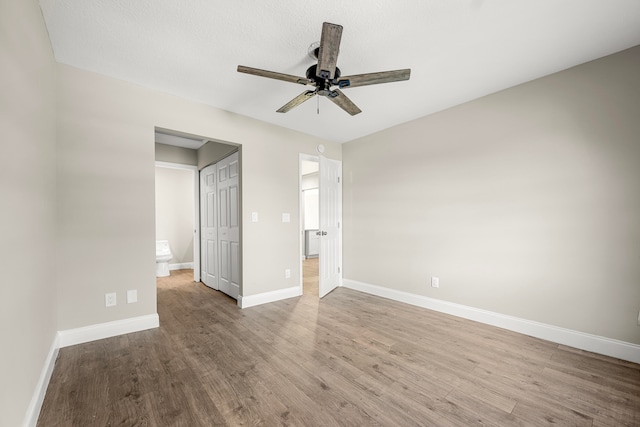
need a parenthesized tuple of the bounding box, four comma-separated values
(431, 277, 440, 288)
(105, 292, 117, 307)
(285, 269, 291, 279)
(127, 289, 138, 304)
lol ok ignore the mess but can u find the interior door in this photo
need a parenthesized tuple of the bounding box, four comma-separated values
(318, 156, 342, 298)
(200, 163, 218, 289)
(217, 152, 240, 299)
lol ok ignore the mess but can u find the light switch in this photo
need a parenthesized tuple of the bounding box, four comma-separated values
(282, 213, 290, 223)
(251, 212, 258, 222)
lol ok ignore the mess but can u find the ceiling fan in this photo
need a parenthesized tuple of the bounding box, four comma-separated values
(237, 22, 411, 116)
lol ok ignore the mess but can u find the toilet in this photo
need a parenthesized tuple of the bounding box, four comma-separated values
(155, 240, 173, 277)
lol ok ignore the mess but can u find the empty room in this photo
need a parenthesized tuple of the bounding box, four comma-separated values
(2, 1, 640, 426)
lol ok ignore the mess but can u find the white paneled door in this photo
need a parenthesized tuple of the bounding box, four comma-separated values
(318, 156, 342, 298)
(200, 163, 218, 289)
(217, 152, 240, 299)
(200, 151, 240, 299)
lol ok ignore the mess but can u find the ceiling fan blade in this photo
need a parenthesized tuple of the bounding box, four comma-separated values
(337, 69, 411, 88)
(237, 65, 312, 85)
(276, 90, 317, 113)
(327, 89, 361, 116)
(316, 22, 343, 80)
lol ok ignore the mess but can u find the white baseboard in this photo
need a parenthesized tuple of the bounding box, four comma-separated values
(23, 334, 60, 427)
(238, 286, 302, 309)
(25, 314, 159, 425)
(342, 279, 640, 364)
(57, 314, 160, 348)
(170, 262, 194, 270)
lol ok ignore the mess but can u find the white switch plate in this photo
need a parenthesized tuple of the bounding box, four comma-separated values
(127, 289, 138, 304)
(251, 212, 258, 222)
(431, 277, 440, 288)
(282, 213, 290, 223)
(105, 292, 117, 307)
(285, 269, 291, 279)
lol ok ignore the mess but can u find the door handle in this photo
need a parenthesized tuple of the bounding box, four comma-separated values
(315, 231, 327, 236)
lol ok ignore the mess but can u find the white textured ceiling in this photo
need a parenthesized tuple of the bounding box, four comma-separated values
(40, 0, 640, 143)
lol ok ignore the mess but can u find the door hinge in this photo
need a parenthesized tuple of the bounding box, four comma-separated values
(338, 266, 341, 274)
(338, 176, 341, 183)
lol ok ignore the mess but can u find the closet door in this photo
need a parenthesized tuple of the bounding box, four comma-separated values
(217, 152, 240, 299)
(200, 164, 218, 289)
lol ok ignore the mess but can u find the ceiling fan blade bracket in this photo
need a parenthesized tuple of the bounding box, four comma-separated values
(318, 69, 332, 79)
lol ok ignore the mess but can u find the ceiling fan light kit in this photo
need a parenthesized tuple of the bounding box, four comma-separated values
(237, 22, 411, 116)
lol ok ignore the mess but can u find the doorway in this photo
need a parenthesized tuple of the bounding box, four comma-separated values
(299, 153, 342, 298)
(155, 127, 241, 296)
(155, 161, 200, 282)
(300, 157, 320, 296)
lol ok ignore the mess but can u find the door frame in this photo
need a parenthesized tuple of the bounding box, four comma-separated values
(155, 161, 200, 282)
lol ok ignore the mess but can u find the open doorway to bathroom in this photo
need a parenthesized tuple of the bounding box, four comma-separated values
(155, 159, 199, 282)
(300, 156, 319, 296)
(154, 127, 242, 301)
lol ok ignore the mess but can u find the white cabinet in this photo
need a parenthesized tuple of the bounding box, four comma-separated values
(305, 229, 319, 258)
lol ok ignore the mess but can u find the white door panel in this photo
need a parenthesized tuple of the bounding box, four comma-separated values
(319, 156, 342, 298)
(200, 164, 218, 289)
(200, 151, 240, 298)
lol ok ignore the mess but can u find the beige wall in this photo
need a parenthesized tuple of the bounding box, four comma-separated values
(55, 62, 341, 331)
(343, 46, 640, 345)
(155, 167, 195, 264)
(0, 0, 57, 425)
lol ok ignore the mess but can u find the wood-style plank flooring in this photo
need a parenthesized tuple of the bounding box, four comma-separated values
(303, 257, 318, 296)
(38, 269, 640, 426)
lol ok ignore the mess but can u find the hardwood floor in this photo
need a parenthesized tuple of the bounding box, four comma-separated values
(303, 257, 318, 296)
(38, 269, 640, 426)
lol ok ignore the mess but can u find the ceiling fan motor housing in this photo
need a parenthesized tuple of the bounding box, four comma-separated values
(306, 64, 342, 94)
